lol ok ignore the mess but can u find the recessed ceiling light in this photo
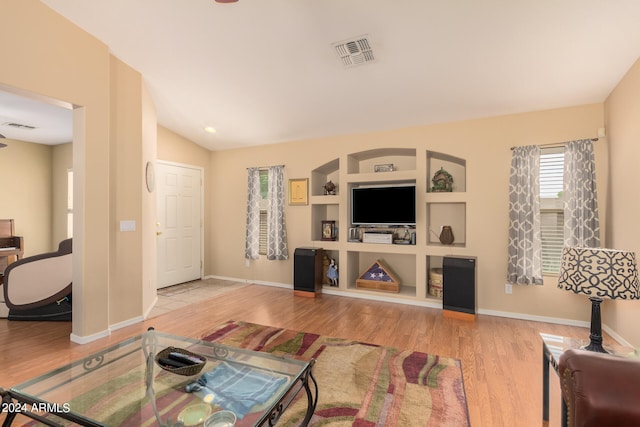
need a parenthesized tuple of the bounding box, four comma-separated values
(204, 126, 217, 134)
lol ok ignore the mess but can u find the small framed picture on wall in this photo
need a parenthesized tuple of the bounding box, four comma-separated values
(288, 178, 309, 206)
(322, 220, 337, 241)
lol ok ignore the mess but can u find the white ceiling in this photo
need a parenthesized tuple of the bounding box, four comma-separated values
(5, 1, 640, 150)
(0, 90, 73, 145)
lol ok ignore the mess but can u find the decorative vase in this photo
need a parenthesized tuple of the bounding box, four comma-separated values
(439, 226, 454, 245)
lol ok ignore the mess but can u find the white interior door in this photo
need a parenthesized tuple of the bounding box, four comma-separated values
(156, 162, 202, 289)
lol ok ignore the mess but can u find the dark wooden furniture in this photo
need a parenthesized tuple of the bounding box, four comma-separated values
(293, 247, 324, 297)
(0, 219, 24, 283)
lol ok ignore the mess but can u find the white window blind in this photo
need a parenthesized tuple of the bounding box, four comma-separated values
(259, 170, 268, 255)
(67, 169, 74, 238)
(259, 210, 268, 255)
(540, 149, 564, 274)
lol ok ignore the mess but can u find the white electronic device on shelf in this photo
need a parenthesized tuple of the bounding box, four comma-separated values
(362, 231, 394, 244)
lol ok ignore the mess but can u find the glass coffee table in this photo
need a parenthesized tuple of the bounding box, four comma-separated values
(1, 328, 317, 426)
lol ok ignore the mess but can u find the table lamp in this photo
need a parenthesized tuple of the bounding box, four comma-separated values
(557, 247, 639, 353)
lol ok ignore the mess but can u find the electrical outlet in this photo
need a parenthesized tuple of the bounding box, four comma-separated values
(505, 283, 513, 294)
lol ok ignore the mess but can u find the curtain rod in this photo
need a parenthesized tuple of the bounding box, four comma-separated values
(246, 164, 285, 170)
(510, 138, 598, 151)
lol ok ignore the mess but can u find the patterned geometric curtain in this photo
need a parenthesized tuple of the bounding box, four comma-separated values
(564, 139, 600, 247)
(507, 145, 543, 285)
(266, 166, 288, 260)
(244, 167, 261, 260)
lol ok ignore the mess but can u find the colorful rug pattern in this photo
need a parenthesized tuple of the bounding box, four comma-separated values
(17, 321, 469, 426)
(202, 320, 470, 426)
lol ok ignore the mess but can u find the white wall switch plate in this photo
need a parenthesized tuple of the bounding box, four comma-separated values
(120, 220, 136, 232)
(505, 283, 513, 294)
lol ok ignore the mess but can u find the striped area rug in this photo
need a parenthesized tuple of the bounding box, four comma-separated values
(203, 320, 470, 427)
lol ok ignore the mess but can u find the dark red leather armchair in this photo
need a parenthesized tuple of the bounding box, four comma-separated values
(559, 348, 640, 427)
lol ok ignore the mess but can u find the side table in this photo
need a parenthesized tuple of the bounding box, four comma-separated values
(540, 333, 637, 427)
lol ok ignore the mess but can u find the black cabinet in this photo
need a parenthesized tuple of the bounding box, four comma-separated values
(443, 256, 477, 320)
(294, 247, 324, 296)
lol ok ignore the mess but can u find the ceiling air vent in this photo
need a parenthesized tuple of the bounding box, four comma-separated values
(332, 35, 375, 68)
(2, 122, 37, 130)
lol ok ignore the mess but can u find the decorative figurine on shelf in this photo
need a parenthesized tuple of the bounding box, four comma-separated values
(403, 227, 412, 241)
(323, 180, 337, 195)
(431, 167, 454, 192)
(322, 220, 337, 241)
(327, 258, 339, 286)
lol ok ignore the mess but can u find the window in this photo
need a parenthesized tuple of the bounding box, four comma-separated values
(67, 169, 73, 239)
(540, 148, 563, 274)
(258, 170, 268, 255)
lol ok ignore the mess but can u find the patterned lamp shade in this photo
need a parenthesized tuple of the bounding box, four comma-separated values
(558, 247, 640, 300)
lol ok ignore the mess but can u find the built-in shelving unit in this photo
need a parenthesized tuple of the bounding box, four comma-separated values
(309, 148, 472, 308)
(311, 158, 340, 196)
(310, 158, 340, 242)
(427, 151, 466, 192)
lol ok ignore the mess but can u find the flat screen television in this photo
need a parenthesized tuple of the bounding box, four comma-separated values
(351, 184, 416, 226)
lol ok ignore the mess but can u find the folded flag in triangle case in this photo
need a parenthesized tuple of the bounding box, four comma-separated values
(363, 261, 394, 282)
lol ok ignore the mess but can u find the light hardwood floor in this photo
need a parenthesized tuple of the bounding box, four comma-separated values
(0, 283, 597, 426)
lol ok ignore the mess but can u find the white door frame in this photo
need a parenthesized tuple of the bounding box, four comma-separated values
(156, 160, 204, 287)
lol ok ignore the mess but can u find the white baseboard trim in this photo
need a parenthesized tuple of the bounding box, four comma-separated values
(205, 274, 252, 283)
(70, 316, 145, 344)
(70, 329, 110, 345)
(477, 308, 590, 328)
(602, 324, 634, 348)
(250, 280, 291, 289)
(206, 275, 291, 289)
(144, 296, 159, 319)
(110, 315, 144, 332)
(476, 309, 632, 346)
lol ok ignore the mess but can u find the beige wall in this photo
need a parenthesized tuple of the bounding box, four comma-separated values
(604, 56, 640, 348)
(1, 0, 153, 338)
(0, 139, 53, 255)
(0, 140, 72, 257)
(108, 56, 146, 324)
(1, 0, 110, 337)
(209, 104, 606, 325)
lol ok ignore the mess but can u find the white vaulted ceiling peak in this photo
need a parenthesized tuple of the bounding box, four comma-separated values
(11, 1, 640, 150)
